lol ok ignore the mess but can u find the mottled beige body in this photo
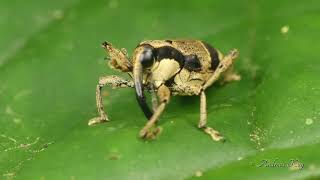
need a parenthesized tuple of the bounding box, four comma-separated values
(89, 40, 240, 141)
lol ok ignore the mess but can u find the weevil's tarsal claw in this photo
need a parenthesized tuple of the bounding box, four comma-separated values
(102, 41, 110, 48)
(88, 116, 109, 126)
(229, 49, 239, 61)
(133, 60, 153, 119)
(203, 127, 225, 142)
(139, 125, 162, 140)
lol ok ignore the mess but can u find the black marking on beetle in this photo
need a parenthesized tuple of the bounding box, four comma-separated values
(165, 40, 173, 44)
(155, 46, 185, 66)
(164, 75, 176, 87)
(184, 54, 201, 71)
(202, 41, 220, 70)
(137, 44, 156, 68)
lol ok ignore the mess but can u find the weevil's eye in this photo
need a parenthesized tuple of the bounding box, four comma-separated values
(139, 47, 155, 68)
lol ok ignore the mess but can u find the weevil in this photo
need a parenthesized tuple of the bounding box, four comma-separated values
(88, 40, 240, 141)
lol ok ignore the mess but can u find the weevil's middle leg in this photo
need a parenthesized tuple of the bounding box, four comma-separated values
(139, 85, 170, 139)
(88, 75, 134, 126)
(199, 91, 224, 141)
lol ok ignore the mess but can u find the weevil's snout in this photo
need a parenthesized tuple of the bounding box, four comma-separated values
(133, 45, 156, 119)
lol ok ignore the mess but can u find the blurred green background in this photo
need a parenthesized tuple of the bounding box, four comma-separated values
(1, 0, 320, 179)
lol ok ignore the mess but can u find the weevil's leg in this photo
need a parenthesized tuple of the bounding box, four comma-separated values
(139, 85, 170, 139)
(151, 91, 159, 112)
(220, 65, 241, 85)
(151, 87, 159, 112)
(88, 75, 134, 126)
(102, 42, 133, 72)
(202, 49, 239, 90)
(199, 91, 224, 141)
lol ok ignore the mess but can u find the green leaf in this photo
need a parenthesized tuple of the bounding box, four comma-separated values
(1, 0, 320, 179)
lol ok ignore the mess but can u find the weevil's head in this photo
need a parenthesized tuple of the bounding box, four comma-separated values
(132, 44, 157, 119)
(132, 44, 156, 71)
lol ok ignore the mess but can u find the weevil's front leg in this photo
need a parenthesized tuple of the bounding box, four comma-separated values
(88, 75, 134, 126)
(199, 91, 224, 141)
(151, 88, 159, 112)
(139, 85, 170, 139)
(102, 42, 133, 73)
(202, 49, 239, 90)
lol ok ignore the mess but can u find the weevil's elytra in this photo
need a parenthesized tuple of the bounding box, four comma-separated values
(88, 39, 241, 141)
